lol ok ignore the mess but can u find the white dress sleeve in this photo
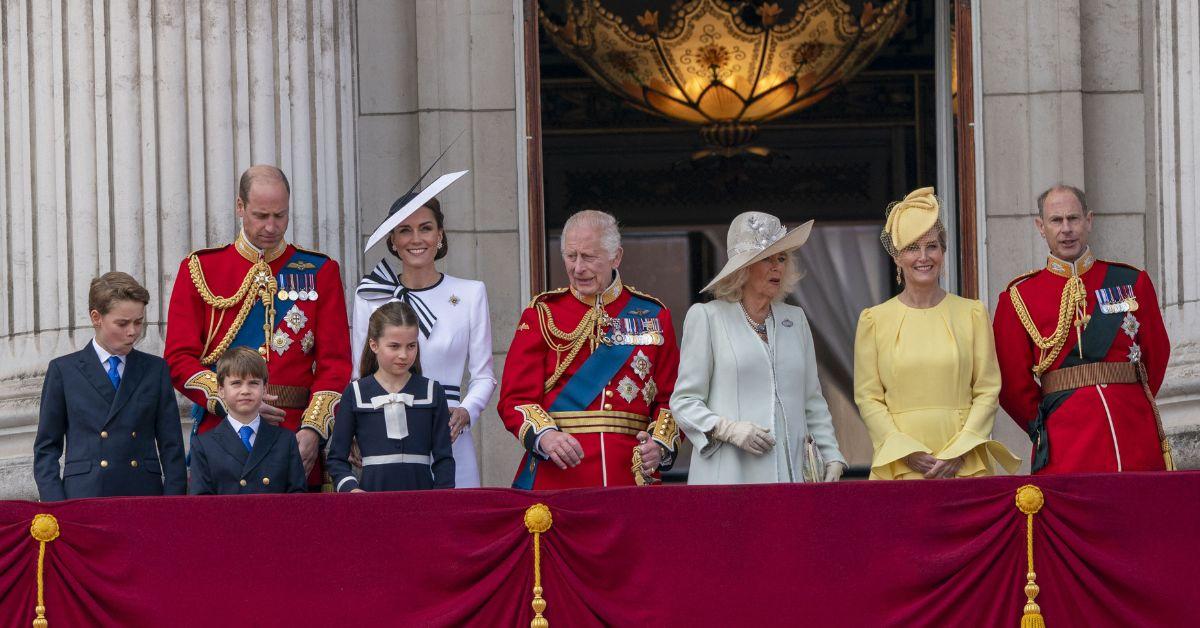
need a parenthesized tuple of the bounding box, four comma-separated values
(351, 293, 374, 377)
(459, 281, 497, 426)
(670, 303, 722, 453)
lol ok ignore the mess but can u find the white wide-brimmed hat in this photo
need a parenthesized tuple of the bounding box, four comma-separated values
(701, 212, 814, 293)
(363, 170, 468, 253)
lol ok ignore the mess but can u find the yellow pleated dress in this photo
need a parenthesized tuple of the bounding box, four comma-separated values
(853, 294, 1021, 480)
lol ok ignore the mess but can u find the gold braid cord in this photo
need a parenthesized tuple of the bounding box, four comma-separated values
(1015, 485, 1046, 628)
(301, 391, 341, 440)
(1009, 276, 1087, 376)
(524, 504, 553, 628)
(536, 302, 605, 393)
(29, 513, 60, 628)
(188, 254, 278, 365)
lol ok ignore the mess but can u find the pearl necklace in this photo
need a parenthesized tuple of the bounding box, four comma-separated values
(740, 301, 770, 336)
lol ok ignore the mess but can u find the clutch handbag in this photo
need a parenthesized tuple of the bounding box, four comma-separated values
(803, 434, 825, 483)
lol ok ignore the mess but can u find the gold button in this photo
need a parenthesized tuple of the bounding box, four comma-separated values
(99, 460, 108, 468)
(262, 477, 270, 486)
(130, 460, 138, 468)
(603, 403, 613, 411)
(257, 346, 268, 356)
(239, 479, 247, 487)
(604, 390, 613, 398)
(100, 431, 108, 439)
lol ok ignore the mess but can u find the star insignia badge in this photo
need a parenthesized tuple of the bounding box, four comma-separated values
(270, 329, 293, 356)
(283, 305, 308, 333)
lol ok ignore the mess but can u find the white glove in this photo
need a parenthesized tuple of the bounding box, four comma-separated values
(823, 461, 846, 482)
(712, 418, 775, 455)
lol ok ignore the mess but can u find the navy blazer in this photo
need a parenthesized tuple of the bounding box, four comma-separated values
(33, 342, 187, 501)
(327, 375, 455, 492)
(188, 419, 306, 495)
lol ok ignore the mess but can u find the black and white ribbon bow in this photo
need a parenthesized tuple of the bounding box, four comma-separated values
(356, 260, 437, 337)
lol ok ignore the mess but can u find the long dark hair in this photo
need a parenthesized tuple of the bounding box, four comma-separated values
(359, 301, 423, 379)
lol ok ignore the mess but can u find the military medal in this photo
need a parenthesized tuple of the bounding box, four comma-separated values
(298, 274, 309, 301)
(288, 275, 299, 301)
(277, 274, 289, 301)
(307, 275, 319, 301)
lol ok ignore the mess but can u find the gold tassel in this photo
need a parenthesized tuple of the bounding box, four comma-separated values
(524, 504, 553, 628)
(1015, 486, 1046, 628)
(29, 514, 60, 628)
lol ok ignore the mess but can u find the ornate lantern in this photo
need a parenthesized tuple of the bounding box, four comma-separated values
(540, 0, 909, 157)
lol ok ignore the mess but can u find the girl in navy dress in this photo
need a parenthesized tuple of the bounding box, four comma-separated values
(328, 301, 454, 492)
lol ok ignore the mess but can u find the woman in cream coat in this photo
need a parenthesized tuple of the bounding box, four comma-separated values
(671, 212, 846, 485)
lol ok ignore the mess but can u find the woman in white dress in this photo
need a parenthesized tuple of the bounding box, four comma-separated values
(671, 212, 846, 485)
(354, 179, 496, 488)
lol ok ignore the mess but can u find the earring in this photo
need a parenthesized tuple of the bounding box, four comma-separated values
(436, 240, 444, 250)
(895, 265, 903, 286)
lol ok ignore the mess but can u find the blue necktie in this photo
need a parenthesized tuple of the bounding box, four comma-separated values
(105, 356, 122, 391)
(238, 425, 254, 452)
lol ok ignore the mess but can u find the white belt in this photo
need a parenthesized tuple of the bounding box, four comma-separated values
(361, 454, 432, 466)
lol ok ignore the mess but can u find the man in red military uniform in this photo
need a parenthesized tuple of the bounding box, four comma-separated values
(165, 165, 351, 489)
(499, 210, 680, 489)
(993, 184, 1172, 474)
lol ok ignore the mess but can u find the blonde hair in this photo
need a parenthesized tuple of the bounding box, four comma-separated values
(709, 252, 803, 303)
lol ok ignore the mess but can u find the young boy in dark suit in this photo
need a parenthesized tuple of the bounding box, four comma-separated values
(33, 272, 187, 501)
(188, 347, 306, 494)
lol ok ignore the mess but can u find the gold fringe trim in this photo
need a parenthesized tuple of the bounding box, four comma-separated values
(30, 513, 60, 628)
(1015, 485, 1046, 628)
(524, 504, 553, 628)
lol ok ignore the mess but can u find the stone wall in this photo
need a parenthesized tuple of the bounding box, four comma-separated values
(353, 0, 527, 487)
(0, 0, 358, 497)
(979, 0, 1200, 468)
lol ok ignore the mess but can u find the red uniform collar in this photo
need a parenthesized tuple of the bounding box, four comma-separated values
(234, 230, 288, 263)
(570, 272, 624, 307)
(1045, 248, 1096, 279)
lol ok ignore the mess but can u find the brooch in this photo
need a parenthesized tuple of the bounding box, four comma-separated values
(781, 319, 793, 328)
(450, 295, 460, 306)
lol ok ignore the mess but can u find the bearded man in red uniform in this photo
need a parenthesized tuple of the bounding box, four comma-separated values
(993, 185, 1173, 474)
(499, 210, 680, 489)
(165, 165, 351, 490)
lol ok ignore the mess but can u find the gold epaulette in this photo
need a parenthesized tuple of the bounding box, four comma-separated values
(188, 243, 230, 258)
(526, 287, 568, 309)
(1005, 269, 1041, 292)
(1099, 259, 1144, 274)
(624, 284, 666, 308)
(292, 244, 331, 259)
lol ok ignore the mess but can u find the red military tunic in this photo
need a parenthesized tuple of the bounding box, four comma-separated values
(165, 232, 352, 486)
(498, 274, 681, 489)
(993, 249, 1170, 474)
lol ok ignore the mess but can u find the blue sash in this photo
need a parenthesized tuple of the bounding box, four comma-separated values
(230, 248, 328, 351)
(190, 248, 328, 437)
(512, 294, 660, 489)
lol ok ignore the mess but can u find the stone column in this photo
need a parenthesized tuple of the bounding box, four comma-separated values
(978, 0, 1088, 468)
(0, 0, 358, 497)
(1149, 0, 1200, 465)
(354, 0, 526, 487)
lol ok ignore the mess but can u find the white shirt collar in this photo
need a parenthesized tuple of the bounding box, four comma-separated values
(227, 415, 262, 436)
(92, 338, 124, 367)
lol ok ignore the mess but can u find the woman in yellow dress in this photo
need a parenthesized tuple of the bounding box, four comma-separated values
(854, 187, 1020, 480)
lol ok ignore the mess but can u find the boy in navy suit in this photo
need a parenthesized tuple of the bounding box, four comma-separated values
(34, 272, 187, 501)
(188, 347, 306, 494)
